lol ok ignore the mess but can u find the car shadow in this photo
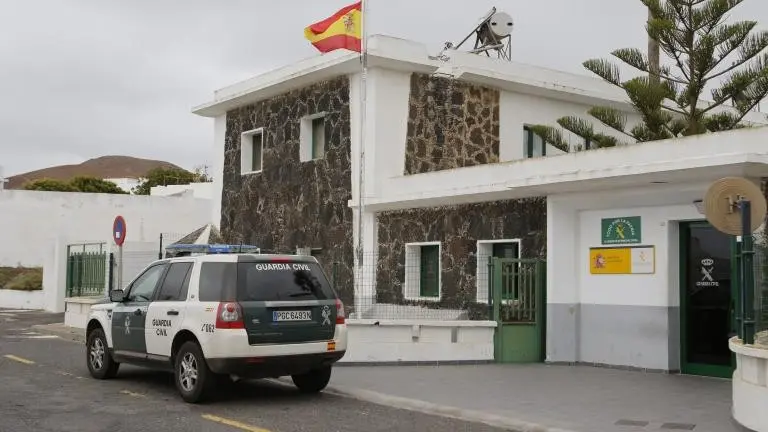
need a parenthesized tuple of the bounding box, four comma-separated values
(112, 366, 329, 405)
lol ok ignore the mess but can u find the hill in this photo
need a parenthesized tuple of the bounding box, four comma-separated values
(6, 156, 185, 189)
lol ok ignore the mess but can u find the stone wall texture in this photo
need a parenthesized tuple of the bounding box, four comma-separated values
(375, 198, 547, 318)
(404, 73, 500, 175)
(220, 76, 355, 304)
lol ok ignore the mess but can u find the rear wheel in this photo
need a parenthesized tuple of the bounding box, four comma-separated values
(291, 365, 332, 393)
(86, 327, 120, 379)
(174, 341, 214, 403)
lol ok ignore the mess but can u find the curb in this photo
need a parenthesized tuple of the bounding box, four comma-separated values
(274, 377, 575, 432)
(31, 323, 85, 343)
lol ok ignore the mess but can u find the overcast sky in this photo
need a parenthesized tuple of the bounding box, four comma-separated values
(1, 0, 766, 176)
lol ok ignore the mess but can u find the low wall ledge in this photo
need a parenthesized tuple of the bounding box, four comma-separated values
(346, 319, 497, 328)
(729, 336, 768, 360)
(64, 296, 106, 305)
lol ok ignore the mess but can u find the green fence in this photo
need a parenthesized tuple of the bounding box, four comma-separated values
(66, 243, 111, 297)
(754, 236, 768, 346)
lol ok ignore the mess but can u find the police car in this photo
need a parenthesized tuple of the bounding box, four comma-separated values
(84, 246, 347, 403)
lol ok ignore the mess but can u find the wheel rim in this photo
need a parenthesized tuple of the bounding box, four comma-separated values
(179, 352, 198, 392)
(89, 337, 105, 371)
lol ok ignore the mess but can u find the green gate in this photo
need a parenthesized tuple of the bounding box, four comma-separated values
(66, 243, 112, 297)
(490, 257, 547, 363)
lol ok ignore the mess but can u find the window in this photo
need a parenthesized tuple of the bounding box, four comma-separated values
(523, 126, 546, 158)
(493, 242, 519, 259)
(476, 239, 521, 303)
(300, 113, 326, 161)
(240, 128, 264, 174)
(237, 262, 335, 301)
(404, 242, 441, 300)
(420, 245, 440, 297)
(126, 264, 167, 302)
(312, 117, 325, 159)
(156, 262, 193, 301)
(198, 262, 237, 302)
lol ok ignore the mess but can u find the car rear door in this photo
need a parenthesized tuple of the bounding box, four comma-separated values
(145, 261, 194, 358)
(236, 259, 338, 345)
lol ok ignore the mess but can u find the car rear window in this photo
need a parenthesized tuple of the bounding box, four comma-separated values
(237, 262, 335, 302)
(198, 262, 237, 301)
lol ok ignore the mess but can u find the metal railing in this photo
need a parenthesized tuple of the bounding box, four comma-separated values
(66, 243, 110, 297)
(491, 258, 545, 324)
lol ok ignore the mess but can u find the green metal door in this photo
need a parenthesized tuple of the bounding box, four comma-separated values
(679, 221, 736, 378)
(490, 257, 546, 363)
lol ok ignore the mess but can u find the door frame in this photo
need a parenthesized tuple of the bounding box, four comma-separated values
(678, 220, 736, 378)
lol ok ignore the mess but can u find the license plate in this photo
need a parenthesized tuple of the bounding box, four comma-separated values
(273, 310, 312, 322)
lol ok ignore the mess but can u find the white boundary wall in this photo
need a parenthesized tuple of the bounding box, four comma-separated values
(0, 189, 211, 267)
(0, 190, 211, 312)
(340, 320, 496, 363)
(0, 289, 45, 310)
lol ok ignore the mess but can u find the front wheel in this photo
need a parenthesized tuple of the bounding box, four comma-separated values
(174, 341, 214, 403)
(291, 366, 332, 394)
(86, 328, 119, 379)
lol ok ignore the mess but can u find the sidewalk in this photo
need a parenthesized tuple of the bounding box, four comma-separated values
(30, 318, 739, 431)
(325, 364, 739, 432)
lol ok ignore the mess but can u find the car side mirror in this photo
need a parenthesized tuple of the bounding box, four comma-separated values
(109, 289, 126, 303)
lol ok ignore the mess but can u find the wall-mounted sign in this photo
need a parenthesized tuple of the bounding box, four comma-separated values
(589, 246, 655, 275)
(601, 216, 641, 245)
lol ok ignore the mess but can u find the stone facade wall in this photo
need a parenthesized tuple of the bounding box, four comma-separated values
(375, 198, 547, 318)
(404, 73, 500, 175)
(220, 76, 354, 303)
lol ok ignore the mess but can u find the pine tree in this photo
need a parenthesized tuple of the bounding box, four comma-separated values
(530, 0, 768, 152)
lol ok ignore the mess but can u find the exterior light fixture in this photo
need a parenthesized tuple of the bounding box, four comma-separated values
(693, 199, 705, 215)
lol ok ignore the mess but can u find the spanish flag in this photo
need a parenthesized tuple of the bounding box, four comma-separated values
(304, 1, 363, 53)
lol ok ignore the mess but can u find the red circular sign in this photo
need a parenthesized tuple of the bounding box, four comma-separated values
(112, 216, 127, 246)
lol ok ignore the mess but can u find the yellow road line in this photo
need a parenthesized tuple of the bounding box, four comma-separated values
(3, 354, 35, 365)
(201, 414, 272, 432)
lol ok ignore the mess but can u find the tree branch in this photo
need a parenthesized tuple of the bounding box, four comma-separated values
(662, 103, 689, 115)
(707, 30, 768, 80)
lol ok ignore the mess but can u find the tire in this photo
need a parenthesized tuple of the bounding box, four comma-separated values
(174, 341, 214, 403)
(291, 365, 332, 394)
(86, 327, 120, 379)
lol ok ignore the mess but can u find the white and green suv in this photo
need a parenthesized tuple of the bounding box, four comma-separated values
(84, 252, 348, 403)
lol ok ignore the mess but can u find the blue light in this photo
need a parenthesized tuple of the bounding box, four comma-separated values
(164, 243, 261, 254)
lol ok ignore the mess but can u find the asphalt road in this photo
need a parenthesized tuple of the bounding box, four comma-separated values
(0, 309, 510, 432)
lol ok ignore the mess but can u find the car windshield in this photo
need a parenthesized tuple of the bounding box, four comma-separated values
(236, 262, 335, 302)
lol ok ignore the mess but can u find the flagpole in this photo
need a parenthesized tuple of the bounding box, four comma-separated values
(353, 0, 369, 318)
(355, 0, 368, 268)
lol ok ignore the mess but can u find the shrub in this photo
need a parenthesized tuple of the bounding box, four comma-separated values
(0, 267, 43, 291)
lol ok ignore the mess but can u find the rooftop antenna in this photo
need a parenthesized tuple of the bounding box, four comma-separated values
(433, 7, 514, 62)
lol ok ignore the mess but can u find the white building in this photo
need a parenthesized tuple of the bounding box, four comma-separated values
(193, 34, 768, 383)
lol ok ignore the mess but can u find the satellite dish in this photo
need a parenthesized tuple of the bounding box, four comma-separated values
(703, 177, 767, 236)
(435, 7, 514, 62)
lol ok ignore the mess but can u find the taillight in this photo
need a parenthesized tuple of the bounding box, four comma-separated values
(215, 302, 245, 329)
(335, 298, 345, 324)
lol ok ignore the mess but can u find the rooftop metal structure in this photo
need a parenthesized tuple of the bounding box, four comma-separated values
(431, 7, 514, 63)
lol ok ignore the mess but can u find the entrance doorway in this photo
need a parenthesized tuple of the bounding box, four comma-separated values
(679, 221, 735, 378)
